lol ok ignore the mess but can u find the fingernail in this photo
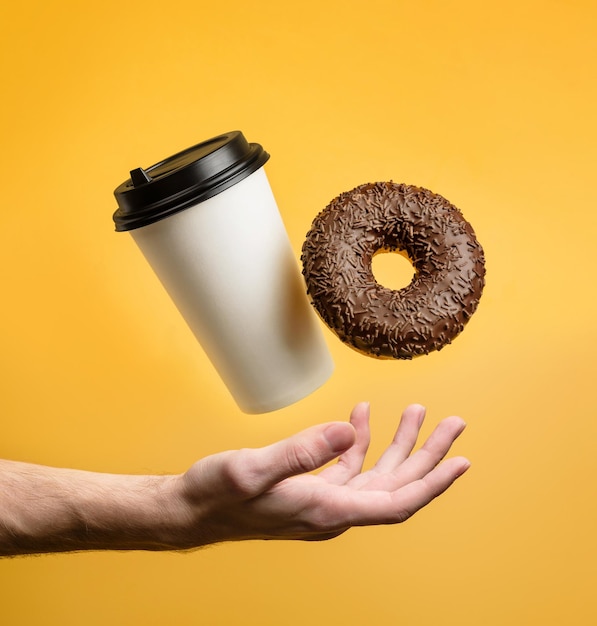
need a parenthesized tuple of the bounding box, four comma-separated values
(355, 401, 370, 416)
(459, 458, 471, 475)
(324, 423, 355, 453)
(410, 404, 426, 426)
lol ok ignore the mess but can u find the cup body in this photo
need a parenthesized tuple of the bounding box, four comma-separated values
(129, 166, 333, 413)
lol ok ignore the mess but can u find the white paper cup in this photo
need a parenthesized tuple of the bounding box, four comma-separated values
(113, 131, 333, 413)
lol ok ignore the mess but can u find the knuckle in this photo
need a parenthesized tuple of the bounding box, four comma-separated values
(286, 441, 320, 474)
(218, 449, 262, 499)
(394, 508, 414, 524)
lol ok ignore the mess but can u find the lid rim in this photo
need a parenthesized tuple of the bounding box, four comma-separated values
(112, 131, 270, 232)
(113, 159, 268, 232)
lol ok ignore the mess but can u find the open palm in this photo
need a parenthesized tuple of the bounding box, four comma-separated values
(177, 403, 469, 547)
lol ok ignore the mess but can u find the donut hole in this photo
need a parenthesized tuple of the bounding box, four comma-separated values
(371, 249, 416, 291)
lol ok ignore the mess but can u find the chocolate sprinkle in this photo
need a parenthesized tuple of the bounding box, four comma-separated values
(301, 182, 486, 359)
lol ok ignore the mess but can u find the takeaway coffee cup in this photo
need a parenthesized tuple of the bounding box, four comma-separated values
(112, 131, 334, 413)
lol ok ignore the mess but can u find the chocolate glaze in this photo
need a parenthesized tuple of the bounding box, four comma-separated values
(301, 182, 486, 359)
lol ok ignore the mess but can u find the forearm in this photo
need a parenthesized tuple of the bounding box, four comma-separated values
(0, 460, 191, 556)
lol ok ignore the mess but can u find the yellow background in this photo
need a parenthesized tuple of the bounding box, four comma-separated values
(1, 0, 595, 624)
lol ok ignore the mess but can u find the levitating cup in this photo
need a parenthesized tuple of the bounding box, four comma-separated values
(112, 131, 334, 413)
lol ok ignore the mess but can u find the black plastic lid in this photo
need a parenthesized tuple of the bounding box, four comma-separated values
(112, 131, 270, 231)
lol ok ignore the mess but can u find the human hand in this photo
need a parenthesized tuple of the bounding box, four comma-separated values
(169, 404, 470, 548)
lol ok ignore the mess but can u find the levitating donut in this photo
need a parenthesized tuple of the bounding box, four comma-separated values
(301, 182, 486, 359)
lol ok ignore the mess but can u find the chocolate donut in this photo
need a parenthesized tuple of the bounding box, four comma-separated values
(301, 182, 485, 359)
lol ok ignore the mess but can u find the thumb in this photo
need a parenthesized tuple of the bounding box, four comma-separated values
(244, 422, 356, 494)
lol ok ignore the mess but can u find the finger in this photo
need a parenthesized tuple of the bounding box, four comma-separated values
(327, 456, 471, 528)
(346, 404, 425, 489)
(202, 422, 357, 500)
(358, 416, 467, 492)
(361, 456, 471, 525)
(319, 402, 371, 485)
(371, 404, 427, 472)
